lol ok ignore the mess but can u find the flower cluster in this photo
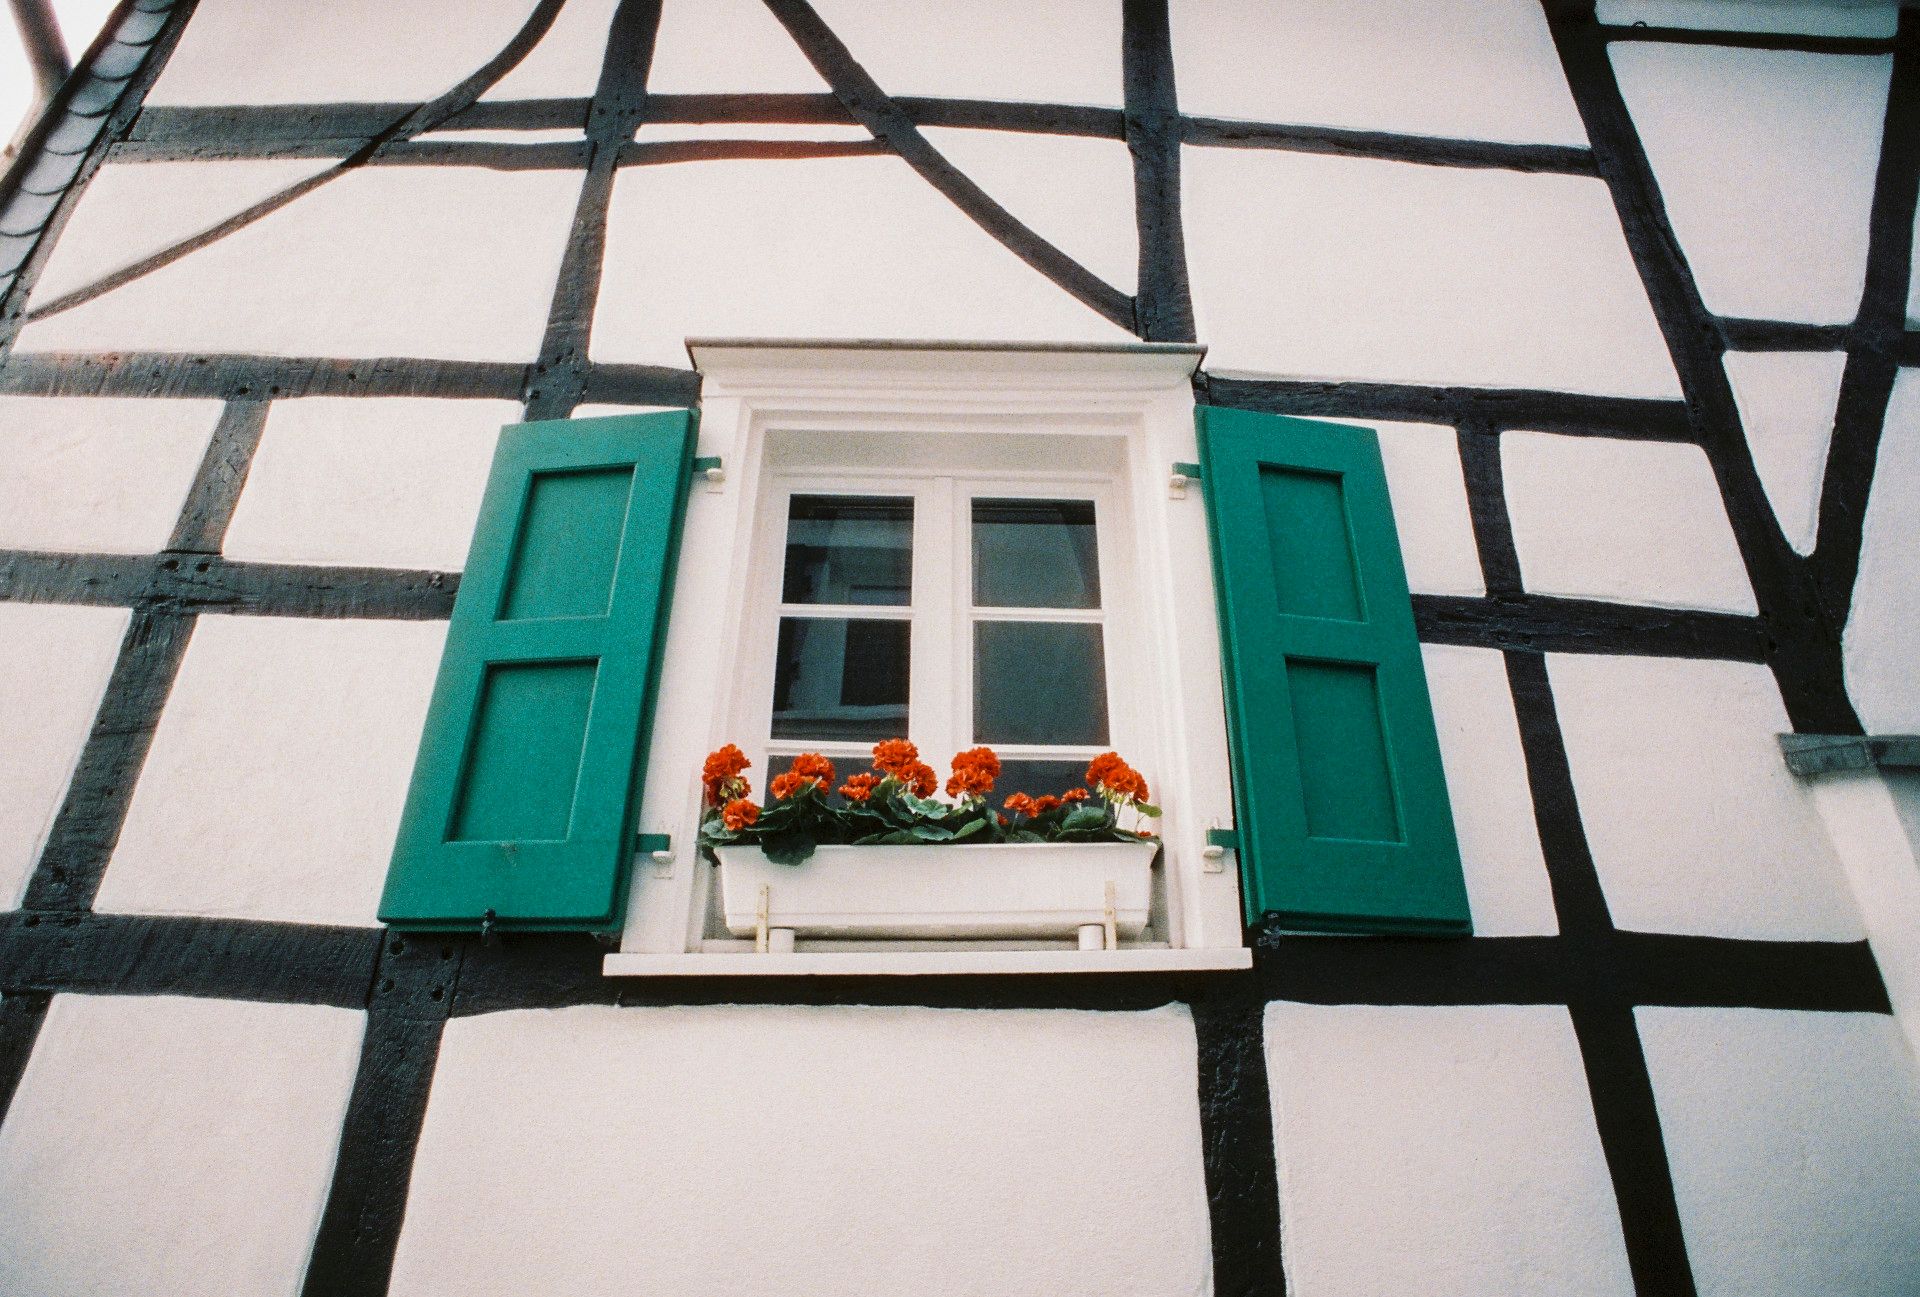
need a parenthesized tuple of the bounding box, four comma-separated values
(769, 752, 835, 802)
(873, 739, 937, 797)
(701, 743, 751, 807)
(1002, 792, 1062, 818)
(944, 746, 1000, 801)
(698, 738, 1158, 863)
(1086, 751, 1151, 806)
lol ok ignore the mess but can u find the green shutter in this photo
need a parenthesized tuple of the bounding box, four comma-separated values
(380, 410, 695, 933)
(1196, 406, 1470, 936)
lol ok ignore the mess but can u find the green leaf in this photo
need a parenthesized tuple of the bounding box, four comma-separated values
(761, 832, 816, 865)
(1060, 804, 1108, 834)
(900, 791, 950, 819)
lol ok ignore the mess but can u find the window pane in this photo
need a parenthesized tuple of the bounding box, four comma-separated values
(772, 618, 910, 741)
(972, 498, 1100, 609)
(973, 621, 1108, 746)
(994, 758, 1094, 802)
(782, 495, 913, 606)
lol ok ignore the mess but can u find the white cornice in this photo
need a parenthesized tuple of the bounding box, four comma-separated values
(687, 338, 1206, 403)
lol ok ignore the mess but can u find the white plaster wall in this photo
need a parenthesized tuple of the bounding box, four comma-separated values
(1370, 420, 1483, 597)
(145, 0, 543, 105)
(1595, 0, 1899, 38)
(0, 993, 364, 1297)
(1503, 431, 1756, 614)
(569, 402, 681, 420)
(1548, 654, 1863, 939)
(648, 0, 830, 94)
(1171, 0, 1587, 145)
(14, 167, 580, 362)
(0, 604, 129, 908)
(418, 126, 589, 144)
(592, 156, 1133, 368)
(1611, 43, 1891, 325)
(29, 160, 338, 307)
(1894, 771, 1920, 862)
(1805, 770, 1920, 1066)
(1423, 644, 1559, 936)
(1721, 350, 1846, 555)
(95, 615, 446, 927)
(222, 398, 519, 571)
(815, 0, 1122, 106)
(635, 121, 871, 142)
(0, 396, 222, 554)
(1637, 1006, 1920, 1297)
(650, 0, 1122, 105)
(1264, 1002, 1634, 1297)
(391, 1004, 1212, 1297)
(917, 127, 1137, 293)
(1843, 368, 1920, 731)
(1889, 770, 1920, 1059)
(480, 0, 622, 101)
(1181, 149, 1680, 397)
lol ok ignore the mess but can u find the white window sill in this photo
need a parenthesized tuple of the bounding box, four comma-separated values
(601, 947, 1251, 977)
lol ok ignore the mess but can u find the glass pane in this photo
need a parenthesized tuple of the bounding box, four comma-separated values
(772, 617, 910, 741)
(973, 621, 1108, 746)
(994, 758, 1093, 802)
(972, 498, 1100, 609)
(782, 495, 913, 606)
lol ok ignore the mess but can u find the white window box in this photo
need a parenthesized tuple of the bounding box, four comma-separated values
(715, 840, 1157, 944)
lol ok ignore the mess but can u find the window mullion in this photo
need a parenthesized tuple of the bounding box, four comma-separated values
(909, 478, 956, 769)
(741, 481, 796, 777)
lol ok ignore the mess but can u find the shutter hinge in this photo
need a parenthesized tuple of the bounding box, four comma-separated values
(1203, 826, 1237, 872)
(691, 456, 724, 493)
(1169, 461, 1203, 499)
(636, 832, 674, 877)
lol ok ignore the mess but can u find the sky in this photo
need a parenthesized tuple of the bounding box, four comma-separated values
(3, 0, 120, 146)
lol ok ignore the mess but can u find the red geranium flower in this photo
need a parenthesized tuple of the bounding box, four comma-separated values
(790, 752, 835, 789)
(903, 761, 937, 797)
(872, 739, 920, 778)
(945, 747, 1000, 799)
(701, 744, 751, 806)
(769, 771, 812, 801)
(1085, 751, 1126, 789)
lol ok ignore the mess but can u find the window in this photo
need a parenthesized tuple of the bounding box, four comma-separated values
(380, 341, 1470, 974)
(751, 480, 1129, 804)
(604, 342, 1253, 972)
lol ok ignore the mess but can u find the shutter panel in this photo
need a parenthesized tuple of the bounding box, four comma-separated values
(380, 410, 695, 933)
(1196, 406, 1470, 936)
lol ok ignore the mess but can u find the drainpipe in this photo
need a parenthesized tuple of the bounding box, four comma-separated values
(5, 0, 71, 164)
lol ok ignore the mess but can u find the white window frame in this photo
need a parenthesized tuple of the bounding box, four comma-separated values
(746, 471, 1136, 812)
(604, 340, 1251, 975)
